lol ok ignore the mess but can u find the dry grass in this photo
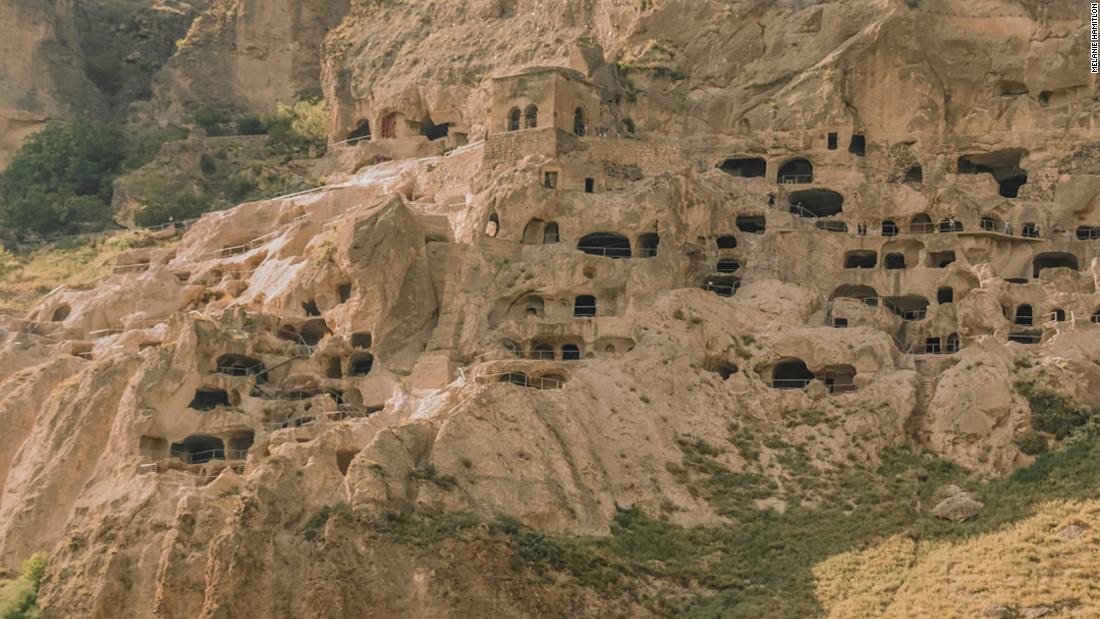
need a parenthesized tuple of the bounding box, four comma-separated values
(0, 231, 176, 312)
(814, 499, 1100, 617)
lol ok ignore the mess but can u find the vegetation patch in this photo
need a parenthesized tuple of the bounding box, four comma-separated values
(0, 231, 177, 311)
(1016, 380, 1099, 440)
(0, 552, 47, 619)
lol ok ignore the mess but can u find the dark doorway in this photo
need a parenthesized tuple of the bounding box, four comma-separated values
(788, 189, 843, 217)
(574, 295, 597, 317)
(849, 134, 866, 156)
(736, 215, 766, 234)
(719, 157, 767, 178)
(844, 251, 877, 269)
(778, 158, 813, 184)
(189, 388, 231, 411)
(578, 233, 631, 258)
(772, 359, 814, 389)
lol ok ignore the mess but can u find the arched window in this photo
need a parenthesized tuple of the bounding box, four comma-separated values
(1022, 222, 1039, 238)
(543, 223, 559, 244)
(524, 105, 539, 129)
(346, 120, 371, 144)
(561, 344, 581, 360)
(574, 295, 597, 317)
(946, 333, 960, 353)
(508, 108, 521, 132)
(909, 213, 933, 233)
(531, 342, 555, 360)
(1015, 304, 1033, 326)
(777, 158, 813, 184)
(1053, 308, 1066, 321)
(485, 213, 500, 237)
(884, 253, 906, 269)
(881, 220, 898, 237)
(937, 287, 954, 304)
(573, 107, 588, 136)
(522, 218, 545, 244)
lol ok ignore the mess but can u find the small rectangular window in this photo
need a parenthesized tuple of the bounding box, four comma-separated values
(585, 178, 594, 193)
(544, 172, 558, 189)
(827, 132, 838, 150)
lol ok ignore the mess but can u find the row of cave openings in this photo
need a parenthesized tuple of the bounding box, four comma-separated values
(141, 433, 255, 466)
(187, 330, 375, 412)
(344, 112, 452, 144)
(506, 104, 589, 136)
(512, 219, 662, 259)
(842, 247, 1080, 277)
(832, 285, 951, 323)
(769, 359, 857, 393)
(718, 148, 1027, 199)
(511, 294, 603, 319)
(499, 337, 634, 360)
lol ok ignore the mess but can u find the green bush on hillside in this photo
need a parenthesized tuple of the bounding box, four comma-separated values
(0, 118, 125, 235)
(1016, 380, 1097, 440)
(0, 552, 47, 619)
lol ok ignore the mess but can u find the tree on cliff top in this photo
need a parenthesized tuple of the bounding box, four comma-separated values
(0, 118, 125, 236)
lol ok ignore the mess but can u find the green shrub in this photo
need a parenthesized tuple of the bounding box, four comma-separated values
(132, 190, 210, 228)
(236, 115, 268, 136)
(190, 105, 233, 136)
(0, 552, 47, 618)
(199, 153, 218, 175)
(266, 99, 329, 150)
(0, 118, 125, 235)
(518, 532, 564, 565)
(1016, 381, 1095, 439)
(1013, 430, 1047, 455)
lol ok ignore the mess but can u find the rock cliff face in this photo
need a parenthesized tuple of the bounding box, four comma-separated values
(4, 0, 1100, 616)
(0, 0, 101, 168)
(150, 0, 350, 118)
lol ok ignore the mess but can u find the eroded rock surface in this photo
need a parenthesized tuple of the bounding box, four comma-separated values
(3, 0, 1100, 616)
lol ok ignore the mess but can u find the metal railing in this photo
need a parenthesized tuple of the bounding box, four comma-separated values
(704, 282, 739, 297)
(771, 379, 812, 389)
(478, 372, 566, 390)
(778, 174, 813, 184)
(576, 246, 633, 258)
(169, 448, 249, 465)
(262, 408, 378, 432)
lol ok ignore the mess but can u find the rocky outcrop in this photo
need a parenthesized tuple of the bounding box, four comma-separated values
(150, 0, 351, 119)
(0, 0, 102, 168)
(3, 0, 1100, 616)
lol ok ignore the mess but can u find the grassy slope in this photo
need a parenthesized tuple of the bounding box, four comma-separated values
(356, 435, 1100, 618)
(0, 231, 177, 312)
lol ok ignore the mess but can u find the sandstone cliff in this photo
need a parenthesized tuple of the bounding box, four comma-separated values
(4, 0, 1100, 617)
(0, 0, 102, 168)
